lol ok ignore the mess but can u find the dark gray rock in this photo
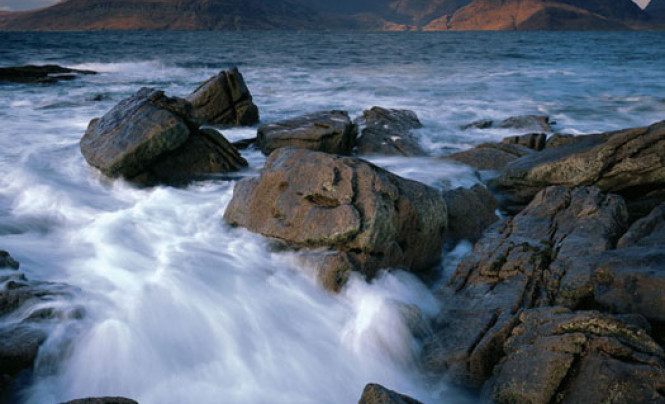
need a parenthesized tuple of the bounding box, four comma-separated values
(58, 398, 138, 404)
(0, 64, 96, 84)
(80, 88, 246, 183)
(256, 111, 357, 156)
(357, 384, 424, 404)
(187, 67, 259, 126)
(461, 115, 552, 132)
(443, 184, 499, 243)
(355, 107, 427, 157)
(461, 119, 493, 130)
(545, 133, 580, 149)
(423, 186, 628, 387)
(445, 142, 533, 171)
(224, 148, 447, 289)
(491, 121, 665, 215)
(0, 251, 18, 270)
(500, 133, 547, 151)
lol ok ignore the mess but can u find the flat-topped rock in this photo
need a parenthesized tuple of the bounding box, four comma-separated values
(256, 110, 357, 155)
(0, 64, 96, 84)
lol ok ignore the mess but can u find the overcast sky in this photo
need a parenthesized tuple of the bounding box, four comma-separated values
(0, 0, 654, 12)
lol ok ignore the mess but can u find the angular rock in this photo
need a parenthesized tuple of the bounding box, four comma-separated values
(256, 111, 357, 156)
(443, 184, 499, 243)
(58, 398, 138, 404)
(484, 308, 665, 404)
(617, 203, 665, 249)
(422, 186, 628, 387)
(0, 251, 19, 270)
(357, 384, 424, 404)
(500, 133, 547, 151)
(80, 88, 246, 183)
(355, 107, 427, 157)
(491, 120, 665, 215)
(545, 133, 580, 149)
(187, 67, 259, 126)
(0, 64, 96, 84)
(224, 148, 447, 284)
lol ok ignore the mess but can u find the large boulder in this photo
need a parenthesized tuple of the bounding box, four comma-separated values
(443, 184, 498, 243)
(224, 148, 447, 285)
(187, 67, 259, 126)
(491, 120, 665, 216)
(357, 384, 424, 404)
(423, 186, 628, 387)
(80, 88, 246, 184)
(355, 107, 427, 156)
(484, 307, 665, 404)
(256, 111, 357, 156)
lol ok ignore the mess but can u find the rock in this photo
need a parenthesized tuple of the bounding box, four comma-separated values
(545, 133, 580, 149)
(0, 64, 96, 84)
(445, 146, 520, 171)
(232, 137, 257, 150)
(58, 398, 138, 404)
(80, 88, 246, 183)
(256, 111, 357, 156)
(461, 115, 552, 132)
(0, 251, 19, 270)
(500, 133, 547, 151)
(484, 307, 665, 404)
(422, 186, 628, 387)
(357, 383, 424, 404)
(443, 184, 499, 243)
(187, 67, 259, 126)
(491, 120, 665, 215)
(355, 107, 427, 156)
(617, 203, 665, 249)
(0, 325, 47, 377)
(224, 148, 447, 285)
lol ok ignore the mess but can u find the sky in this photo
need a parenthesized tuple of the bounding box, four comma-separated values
(0, 0, 654, 12)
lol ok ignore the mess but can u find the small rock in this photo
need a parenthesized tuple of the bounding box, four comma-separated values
(187, 67, 259, 126)
(355, 107, 427, 157)
(357, 383, 424, 404)
(256, 111, 357, 156)
(58, 398, 139, 404)
(0, 251, 19, 270)
(461, 115, 552, 132)
(443, 184, 499, 243)
(446, 147, 519, 171)
(461, 119, 494, 130)
(500, 133, 547, 151)
(545, 133, 580, 149)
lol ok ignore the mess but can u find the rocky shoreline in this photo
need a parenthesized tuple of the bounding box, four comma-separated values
(3, 66, 664, 403)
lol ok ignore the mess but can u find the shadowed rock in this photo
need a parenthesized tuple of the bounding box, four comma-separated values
(224, 148, 447, 287)
(443, 184, 499, 243)
(58, 399, 139, 404)
(501, 132, 546, 151)
(0, 251, 19, 270)
(445, 142, 533, 171)
(187, 67, 259, 126)
(0, 65, 96, 84)
(80, 87, 246, 184)
(355, 107, 427, 156)
(545, 133, 580, 149)
(461, 115, 552, 132)
(357, 383, 424, 404)
(256, 111, 357, 156)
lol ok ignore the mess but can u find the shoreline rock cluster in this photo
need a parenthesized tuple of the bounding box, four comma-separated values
(0, 65, 97, 84)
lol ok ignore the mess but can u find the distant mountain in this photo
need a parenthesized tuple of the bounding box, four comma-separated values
(0, 0, 657, 30)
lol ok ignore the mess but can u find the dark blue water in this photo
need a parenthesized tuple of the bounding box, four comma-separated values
(0, 31, 664, 404)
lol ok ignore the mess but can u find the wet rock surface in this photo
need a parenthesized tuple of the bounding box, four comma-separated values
(0, 64, 96, 84)
(256, 110, 357, 156)
(58, 398, 139, 404)
(355, 107, 427, 157)
(357, 383, 424, 404)
(80, 87, 246, 184)
(461, 115, 552, 132)
(187, 67, 259, 126)
(443, 184, 498, 243)
(0, 251, 18, 270)
(224, 148, 447, 286)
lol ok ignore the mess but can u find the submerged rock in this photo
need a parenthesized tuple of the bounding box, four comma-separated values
(357, 383, 424, 404)
(80, 88, 246, 184)
(461, 115, 552, 132)
(256, 111, 357, 156)
(423, 186, 628, 387)
(491, 120, 665, 216)
(187, 67, 259, 126)
(355, 107, 427, 156)
(58, 398, 139, 404)
(443, 184, 498, 243)
(224, 148, 447, 287)
(0, 64, 96, 84)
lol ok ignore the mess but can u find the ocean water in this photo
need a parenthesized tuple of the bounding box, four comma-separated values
(0, 31, 664, 404)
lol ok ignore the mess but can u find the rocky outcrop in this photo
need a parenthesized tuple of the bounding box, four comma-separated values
(484, 307, 665, 404)
(58, 398, 139, 404)
(256, 111, 357, 156)
(0, 64, 96, 84)
(80, 87, 246, 184)
(443, 184, 498, 243)
(354, 107, 427, 156)
(187, 67, 259, 126)
(491, 120, 665, 216)
(224, 148, 447, 288)
(423, 186, 628, 387)
(461, 115, 552, 132)
(357, 383, 424, 404)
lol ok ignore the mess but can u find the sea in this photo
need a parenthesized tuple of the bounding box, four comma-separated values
(0, 31, 664, 404)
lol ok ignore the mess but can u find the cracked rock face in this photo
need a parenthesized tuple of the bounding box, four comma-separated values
(256, 110, 357, 156)
(223, 148, 447, 285)
(423, 186, 628, 387)
(187, 67, 259, 126)
(355, 107, 427, 157)
(484, 307, 665, 404)
(490, 120, 665, 216)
